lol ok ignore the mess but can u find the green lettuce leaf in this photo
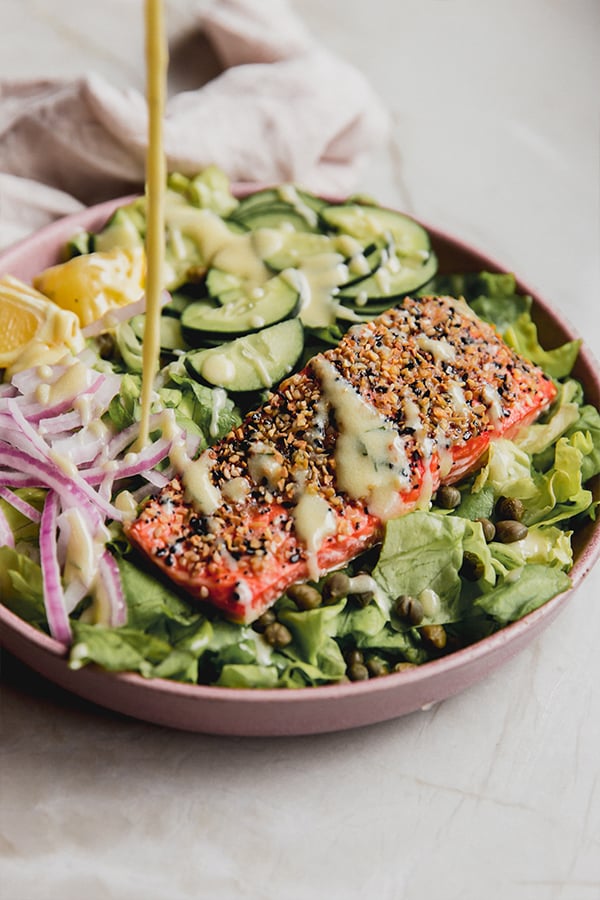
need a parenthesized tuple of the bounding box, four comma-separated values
(168, 166, 239, 217)
(474, 565, 571, 624)
(215, 664, 280, 689)
(523, 436, 593, 526)
(371, 511, 495, 627)
(0, 487, 45, 543)
(106, 370, 241, 445)
(516, 380, 581, 456)
(473, 439, 539, 499)
(0, 546, 47, 629)
(504, 313, 581, 378)
(69, 621, 200, 682)
(488, 525, 573, 573)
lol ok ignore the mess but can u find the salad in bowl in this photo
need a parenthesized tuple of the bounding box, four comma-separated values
(1, 166, 599, 697)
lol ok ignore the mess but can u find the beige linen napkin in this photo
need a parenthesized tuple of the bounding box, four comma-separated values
(0, 0, 388, 250)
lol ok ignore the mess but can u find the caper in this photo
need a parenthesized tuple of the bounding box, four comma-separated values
(287, 583, 322, 610)
(436, 485, 461, 509)
(345, 648, 364, 666)
(95, 333, 115, 359)
(476, 517, 496, 543)
(460, 551, 485, 581)
(495, 496, 525, 522)
(393, 661, 417, 673)
(366, 658, 388, 678)
(322, 571, 351, 603)
(349, 587, 375, 608)
(420, 624, 447, 649)
(263, 622, 292, 648)
(495, 520, 528, 543)
(348, 662, 369, 681)
(252, 609, 276, 633)
(394, 594, 424, 626)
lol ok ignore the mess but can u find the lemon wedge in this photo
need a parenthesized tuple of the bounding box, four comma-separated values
(33, 247, 146, 327)
(0, 275, 84, 374)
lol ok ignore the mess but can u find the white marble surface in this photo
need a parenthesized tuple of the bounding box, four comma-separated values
(1, 2, 599, 899)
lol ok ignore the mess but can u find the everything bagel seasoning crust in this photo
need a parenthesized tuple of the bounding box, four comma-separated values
(126, 294, 556, 623)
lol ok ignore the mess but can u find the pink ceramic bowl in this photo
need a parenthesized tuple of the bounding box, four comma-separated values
(1, 197, 599, 736)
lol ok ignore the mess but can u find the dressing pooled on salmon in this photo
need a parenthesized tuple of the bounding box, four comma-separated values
(126, 294, 556, 623)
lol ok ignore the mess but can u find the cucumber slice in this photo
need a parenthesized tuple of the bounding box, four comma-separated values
(337, 243, 384, 289)
(234, 186, 327, 219)
(184, 317, 304, 392)
(181, 273, 300, 343)
(162, 292, 192, 317)
(66, 230, 92, 259)
(231, 204, 320, 234)
(319, 204, 431, 253)
(263, 232, 337, 271)
(338, 249, 439, 303)
(319, 204, 438, 298)
(130, 314, 187, 351)
(206, 268, 245, 299)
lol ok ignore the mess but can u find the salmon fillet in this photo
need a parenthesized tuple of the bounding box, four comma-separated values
(126, 295, 556, 622)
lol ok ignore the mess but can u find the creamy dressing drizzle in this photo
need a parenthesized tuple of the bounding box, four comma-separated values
(114, 490, 138, 519)
(248, 443, 283, 490)
(312, 357, 412, 521)
(417, 335, 456, 364)
(283, 254, 351, 327)
(482, 383, 504, 424)
(183, 452, 222, 515)
(222, 477, 251, 504)
(277, 184, 319, 228)
(240, 345, 273, 387)
(292, 491, 337, 580)
(61, 508, 100, 588)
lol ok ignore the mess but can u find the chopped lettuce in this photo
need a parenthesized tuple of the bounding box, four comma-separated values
(372, 511, 471, 623)
(106, 370, 241, 446)
(431, 271, 581, 380)
(3, 267, 597, 689)
(504, 314, 581, 379)
(474, 566, 571, 625)
(0, 487, 45, 543)
(0, 546, 47, 630)
(167, 166, 239, 217)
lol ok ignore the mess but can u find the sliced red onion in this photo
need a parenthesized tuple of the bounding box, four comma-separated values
(40, 491, 71, 644)
(139, 468, 169, 488)
(131, 482, 159, 504)
(19, 372, 108, 425)
(36, 409, 82, 436)
(0, 486, 42, 523)
(104, 412, 165, 459)
(96, 550, 127, 626)
(0, 472, 43, 488)
(51, 430, 108, 467)
(0, 444, 121, 523)
(10, 362, 70, 394)
(7, 397, 56, 460)
(82, 436, 172, 486)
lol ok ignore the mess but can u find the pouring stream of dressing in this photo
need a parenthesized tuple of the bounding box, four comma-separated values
(136, 0, 167, 450)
